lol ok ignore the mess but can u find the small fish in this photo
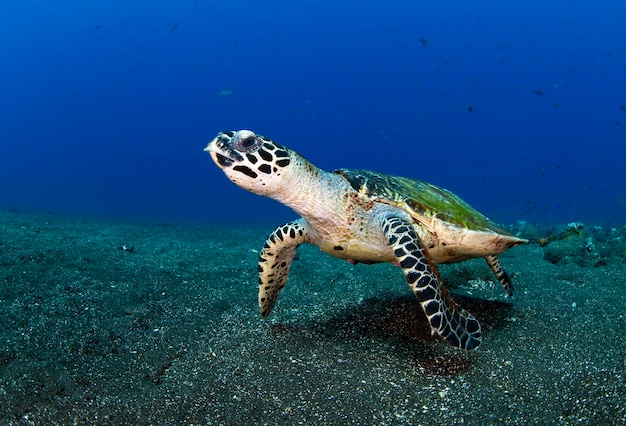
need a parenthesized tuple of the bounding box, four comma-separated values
(467, 105, 474, 113)
(419, 37, 430, 47)
(532, 89, 544, 96)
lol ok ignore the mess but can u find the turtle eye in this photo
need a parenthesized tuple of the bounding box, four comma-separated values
(234, 135, 262, 153)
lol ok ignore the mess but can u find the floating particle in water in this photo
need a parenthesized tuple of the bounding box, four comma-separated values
(467, 105, 474, 113)
(620, 105, 625, 111)
(419, 37, 430, 47)
(532, 89, 544, 96)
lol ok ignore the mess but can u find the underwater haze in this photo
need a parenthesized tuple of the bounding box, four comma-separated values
(1, 0, 625, 225)
(2, 2, 626, 424)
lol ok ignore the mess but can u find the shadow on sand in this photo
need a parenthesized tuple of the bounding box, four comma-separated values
(270, 293, 513, 374)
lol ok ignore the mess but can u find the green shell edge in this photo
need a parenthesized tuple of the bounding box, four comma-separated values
(333, 168, 511, 235)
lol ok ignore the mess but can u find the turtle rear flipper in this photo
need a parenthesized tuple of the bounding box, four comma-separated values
(258, 219, 311, 318)
(382, 217, 482, 350)
(485, 255, 514, 297)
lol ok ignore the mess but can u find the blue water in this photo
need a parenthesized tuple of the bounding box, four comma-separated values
(1, 0, 624, 225)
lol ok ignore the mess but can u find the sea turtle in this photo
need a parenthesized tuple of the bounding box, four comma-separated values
(205, 130, 527, 350)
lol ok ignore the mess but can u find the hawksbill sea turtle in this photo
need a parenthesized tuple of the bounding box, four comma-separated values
(205, 130, 527, 349)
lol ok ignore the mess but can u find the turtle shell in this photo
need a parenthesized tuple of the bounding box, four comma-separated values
(333, 168, 512, 236)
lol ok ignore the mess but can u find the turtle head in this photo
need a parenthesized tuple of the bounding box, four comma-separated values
(205, 130, 295, 196)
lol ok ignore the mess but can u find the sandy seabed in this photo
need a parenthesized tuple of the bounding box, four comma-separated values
(0, 210, 624, 425)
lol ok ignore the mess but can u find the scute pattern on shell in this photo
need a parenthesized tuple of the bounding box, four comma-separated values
(333, 168, 511, 235)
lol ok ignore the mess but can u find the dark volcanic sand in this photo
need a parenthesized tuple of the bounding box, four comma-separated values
(0, 210, 624, 425)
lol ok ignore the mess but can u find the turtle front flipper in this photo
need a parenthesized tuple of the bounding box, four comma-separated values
(382, 217, 482, 350)
(485, 255, 514, 297)
(258, 219, 311, 319)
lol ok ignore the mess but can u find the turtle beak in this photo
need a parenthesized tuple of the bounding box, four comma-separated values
(204, 143, 234, 168)
(205, 132, 242, 168)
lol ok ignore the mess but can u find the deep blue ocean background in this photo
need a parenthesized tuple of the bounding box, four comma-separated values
(1, 0, 624, 226)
